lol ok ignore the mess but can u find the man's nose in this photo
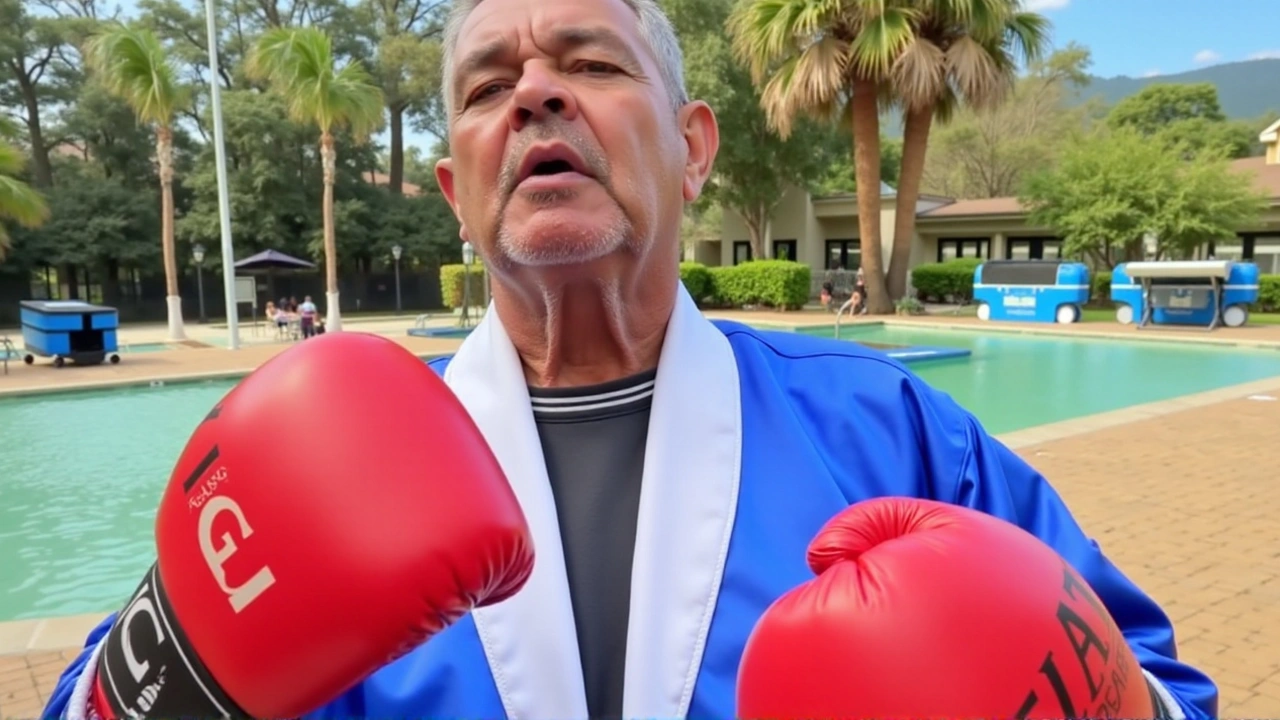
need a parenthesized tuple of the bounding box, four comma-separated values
(508, 62, 579, 130)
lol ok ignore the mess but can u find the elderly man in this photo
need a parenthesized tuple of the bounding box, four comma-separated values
(46, 0, 1216, 718)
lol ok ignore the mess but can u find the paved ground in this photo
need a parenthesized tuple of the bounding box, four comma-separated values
(3, 309, 1279, 717)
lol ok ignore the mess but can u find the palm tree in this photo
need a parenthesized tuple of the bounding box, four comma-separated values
(0, 141, 50, 261)
(246, 26, 385, 332)
(728, 0, 917, 314)
(884, 0, 1049, 299)
(84, 24, 191, 340)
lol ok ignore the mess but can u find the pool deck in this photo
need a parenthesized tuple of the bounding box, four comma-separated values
(4, 310, 1280, 716)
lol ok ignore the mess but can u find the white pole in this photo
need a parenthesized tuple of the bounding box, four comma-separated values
(203, 0, 239, 350)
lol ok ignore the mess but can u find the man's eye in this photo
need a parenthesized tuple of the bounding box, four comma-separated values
(575, 61, 619, 74)
(466, 83, 506, 105)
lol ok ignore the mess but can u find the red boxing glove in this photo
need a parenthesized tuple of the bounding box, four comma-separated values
(736, 497, 1159, 720)
(91, 332, 534, 719)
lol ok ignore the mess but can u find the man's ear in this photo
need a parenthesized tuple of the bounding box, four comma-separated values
(434, 156, 470, 240)
(678, 100, 720, 203)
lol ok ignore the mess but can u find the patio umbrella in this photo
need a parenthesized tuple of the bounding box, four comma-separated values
(233, 249, 318, 308)
(234, 249, 317, 271)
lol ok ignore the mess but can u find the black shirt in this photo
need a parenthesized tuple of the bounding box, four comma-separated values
(529, 368, 656, 720)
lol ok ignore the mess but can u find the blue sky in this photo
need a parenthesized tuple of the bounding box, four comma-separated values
(101, 0, 1280, 156)
(1026, 0, 1280, 78)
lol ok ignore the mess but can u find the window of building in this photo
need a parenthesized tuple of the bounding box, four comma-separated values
(937, 237, 990, 262)
(1210, 234, 1280, 273)
(732, 241, 753, 265)
(772, 239, 798, 262)
(1005, 237, 1062, 261)
(824, 239, 860, 270)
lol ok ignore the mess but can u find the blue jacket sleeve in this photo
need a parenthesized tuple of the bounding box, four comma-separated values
(910, 381, 1218, 720)
(42, 613, 116, 719)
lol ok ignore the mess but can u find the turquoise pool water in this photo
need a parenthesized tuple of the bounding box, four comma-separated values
(3, 326, 1280, 622)
(799, 323, 1280, 434)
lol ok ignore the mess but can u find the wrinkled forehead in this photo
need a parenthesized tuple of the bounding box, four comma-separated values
(448, 0, 653, 88)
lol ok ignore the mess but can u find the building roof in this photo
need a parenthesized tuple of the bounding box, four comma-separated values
(914, 154, 1280, 220)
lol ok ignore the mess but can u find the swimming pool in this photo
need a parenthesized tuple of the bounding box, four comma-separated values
(798, 323, 1280, 433)
(3, 325, 1280, 622)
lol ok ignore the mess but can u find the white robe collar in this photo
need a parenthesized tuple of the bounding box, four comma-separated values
(443, 284, 743, 720)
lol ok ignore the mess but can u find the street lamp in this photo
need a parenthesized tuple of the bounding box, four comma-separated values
(192, 243, 207, 323)
(391, 244, 403, 314)
(460, 241, 475, 328)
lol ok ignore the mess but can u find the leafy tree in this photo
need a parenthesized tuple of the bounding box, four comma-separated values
(1019, 127, 1268, 268)
(671, 0, 832, 260)
(0, 140, 50, 260)
(727, 0, 910, 313)
(882, 0, 1050, 300)
(813, 134, 902, 196)
(922, 44, 1098, 199)
(247, 25, 385, 331)
(84, 22, 191, 339)
(1106, 83, 1259, 160)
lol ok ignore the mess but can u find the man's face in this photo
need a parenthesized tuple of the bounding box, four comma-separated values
(435, 0, 712, 272)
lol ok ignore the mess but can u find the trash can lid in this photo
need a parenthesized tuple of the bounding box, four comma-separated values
(20, 300, 117, 314)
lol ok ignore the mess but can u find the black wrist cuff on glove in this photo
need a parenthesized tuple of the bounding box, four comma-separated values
(97, 562, 250, 719)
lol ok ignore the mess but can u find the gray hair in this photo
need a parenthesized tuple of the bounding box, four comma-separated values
(440, 0, 690, 120)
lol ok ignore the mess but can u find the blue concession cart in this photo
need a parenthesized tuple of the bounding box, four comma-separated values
(1110, 260, 1259, 330)
(19, 300, 122, 367)
(972, 260, 1091, 324)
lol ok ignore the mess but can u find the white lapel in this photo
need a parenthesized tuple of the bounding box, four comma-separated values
(443, 308, 588, 720)
(621, 285, 743, 719)
(442, 284, 743, 720)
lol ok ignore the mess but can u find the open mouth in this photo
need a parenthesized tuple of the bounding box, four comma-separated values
(529, 159, 578, 176)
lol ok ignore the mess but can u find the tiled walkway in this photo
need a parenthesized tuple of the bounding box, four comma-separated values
(3, 311, 1280, 717)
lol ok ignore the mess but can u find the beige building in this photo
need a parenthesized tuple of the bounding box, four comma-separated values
(691, 120, 1280, 286)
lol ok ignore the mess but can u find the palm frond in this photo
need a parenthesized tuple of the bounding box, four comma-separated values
(248, 26, 386, 138)
(0, 141, 50, 259)
(84, 23, 188, 127)
(846, 5, 917, 80)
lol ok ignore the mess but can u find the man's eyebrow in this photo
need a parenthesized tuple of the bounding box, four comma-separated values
(452, 26, 646, 99)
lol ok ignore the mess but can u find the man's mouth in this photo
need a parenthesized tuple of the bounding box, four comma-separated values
(514, 144, 595, 189)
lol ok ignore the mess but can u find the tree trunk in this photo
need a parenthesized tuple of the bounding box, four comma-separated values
(19, 77, 53, 187)
(742, 201, 768, 261)
(887, 104, 933, 301)
(158, 126, 186, 341)
(850, 80, 892, 314)
(388, 104, 404, 194)
(321, 132, 342, 331)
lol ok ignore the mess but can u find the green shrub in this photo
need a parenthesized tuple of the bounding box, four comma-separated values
(440, 263, 486, 309)
(679, 262, 714, 304)
(911, 258, 982, 303)
(702, 260, 811, 309)
(1257, 275, 1280, 312)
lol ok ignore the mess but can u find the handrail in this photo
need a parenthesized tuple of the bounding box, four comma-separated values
(1, 335, 14, 375)
(833, 298, 858, 340)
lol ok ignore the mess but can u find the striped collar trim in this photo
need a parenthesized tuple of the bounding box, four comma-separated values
(528, 369, 657, 416)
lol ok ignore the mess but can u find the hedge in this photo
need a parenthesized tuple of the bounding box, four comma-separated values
(910, 258, 983, 303)
(440, 263, 487, 309)
(682, 260, 811, 310)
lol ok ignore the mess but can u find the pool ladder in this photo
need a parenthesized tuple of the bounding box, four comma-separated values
(833, 298, 858, 340)
(1, 335, 14, 375)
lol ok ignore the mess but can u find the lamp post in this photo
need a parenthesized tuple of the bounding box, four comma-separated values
(193, 243, 207, 323)
(391, 244, 403, 314)
(203, 0, 239, 349)
(460, 241, 475, 328)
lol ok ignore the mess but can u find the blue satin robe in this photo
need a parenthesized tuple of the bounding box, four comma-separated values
(43, 319, 1218, 719)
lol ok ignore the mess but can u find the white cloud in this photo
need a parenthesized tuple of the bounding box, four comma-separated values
(1141, 69, 1161, 78)
(1248, 49, 1280, 60)
(1022, 0, 1069, 10)
(1193, 49, 1221, 64)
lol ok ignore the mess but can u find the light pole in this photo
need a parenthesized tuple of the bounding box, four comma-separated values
(391, 244, 403, 314)
(204, 0, 239, 349)
(460, 241, 475, 328)
(193, 243, 207, 323)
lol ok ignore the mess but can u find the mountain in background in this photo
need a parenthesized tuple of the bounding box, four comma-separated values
(881, 58, 1280, 136)
(1068, 58, 1280, 121)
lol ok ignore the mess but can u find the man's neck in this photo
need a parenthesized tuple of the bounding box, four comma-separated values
(492, 269, 677, 389)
